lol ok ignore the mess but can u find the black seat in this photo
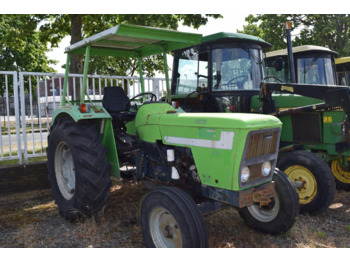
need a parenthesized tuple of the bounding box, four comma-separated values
(102, 86, 136, 121)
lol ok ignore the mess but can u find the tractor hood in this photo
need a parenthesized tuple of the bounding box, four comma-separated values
(135, 103, 282, 143)
(158, 113, 281, 130)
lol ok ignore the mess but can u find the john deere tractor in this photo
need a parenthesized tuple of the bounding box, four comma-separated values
(168, 25, 350, 215)
(47, 24, 299, 248)
(336, 56, 350, 86)
(265, 37, 350, 194)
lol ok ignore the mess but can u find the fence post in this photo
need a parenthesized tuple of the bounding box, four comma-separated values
(152, 79, 160, 99)
(13, 71, 23, 164)
(19, 72, 28, 164)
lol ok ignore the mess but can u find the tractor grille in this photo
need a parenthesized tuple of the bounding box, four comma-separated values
(245, 129, 279, 159)
(239, 128, 281, 189)
(292, 113, 321, 143)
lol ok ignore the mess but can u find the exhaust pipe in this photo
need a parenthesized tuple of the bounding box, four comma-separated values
(286, 21, 297, 83)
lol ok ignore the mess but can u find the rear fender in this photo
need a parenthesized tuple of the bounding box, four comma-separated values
(52, 105, 120, 177)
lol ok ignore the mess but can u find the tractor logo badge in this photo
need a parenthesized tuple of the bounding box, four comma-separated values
(324, 116, 333, 123)
(281, 85, 294, 93)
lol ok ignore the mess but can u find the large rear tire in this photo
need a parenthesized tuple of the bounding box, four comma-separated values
(47, 117, 111, 221)
(330, 157, 350, 191)
(239, 169, 299, 234)
(278, 150, 336, 214)
(140, 186, 208, 248)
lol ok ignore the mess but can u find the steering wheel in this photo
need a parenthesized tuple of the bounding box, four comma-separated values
(227, 75, 248, 89)
(263, 75, 284, 83)
(128, 92, 157, 111)
(181, 90, 199, 111)
(130, 92, 157, 103)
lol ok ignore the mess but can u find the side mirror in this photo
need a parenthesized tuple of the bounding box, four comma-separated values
(274, 57, 284, 72)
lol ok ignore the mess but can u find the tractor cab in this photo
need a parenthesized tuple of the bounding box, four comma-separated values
(171, 32, 270, 113)
(265, 45, 338, 85)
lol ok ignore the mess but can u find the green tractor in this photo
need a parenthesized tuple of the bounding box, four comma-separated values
(335, 56, 350, 86)
(169, 27, 347, 215)
(47, 24, 299, 248)
(264, 44, 350, 192)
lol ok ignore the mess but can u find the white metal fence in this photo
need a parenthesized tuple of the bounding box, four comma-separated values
(0, 71, 168, 164)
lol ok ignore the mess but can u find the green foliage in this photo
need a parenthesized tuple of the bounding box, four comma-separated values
(316, 230, 325, 238)
(0, 15, 56, 72)
(0, 15, 56, 95)
(238, 14, 350, 57)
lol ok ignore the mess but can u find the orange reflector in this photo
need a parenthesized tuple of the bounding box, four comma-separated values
(285, 21, 291, 30)
(80, 103, 87, 113)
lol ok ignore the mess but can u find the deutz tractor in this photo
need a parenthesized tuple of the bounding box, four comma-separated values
(169, 26, 347, 215)
(47, 24, 299, 248)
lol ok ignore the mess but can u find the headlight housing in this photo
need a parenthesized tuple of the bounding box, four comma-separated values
(261, 161, 272, 177)
(241, 167, 250, 183)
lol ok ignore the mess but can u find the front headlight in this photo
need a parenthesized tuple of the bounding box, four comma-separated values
(241, 166, 250, 183)
(261, 161, 272, 177)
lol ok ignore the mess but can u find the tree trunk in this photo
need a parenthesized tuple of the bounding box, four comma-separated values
(69, 15, 83, 100)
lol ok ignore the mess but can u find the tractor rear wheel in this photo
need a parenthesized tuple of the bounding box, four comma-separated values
(239, 169, 299, 234)
(47, 117, 111, 221)
(140, 186, 208, 248)
(331, 157, 350, 191)
(278, 150, 336, 214)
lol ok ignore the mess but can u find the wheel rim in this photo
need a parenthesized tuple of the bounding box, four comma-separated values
(285, 165, 317, 205)
(331, 158, 350, 184)
(54, 141, 76, 200)
(149, 207, 182, 248)
(247, 193, 280, 222)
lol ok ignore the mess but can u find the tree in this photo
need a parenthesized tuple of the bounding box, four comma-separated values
(238, 14, 350, 57)
(0, 15, 56, 95)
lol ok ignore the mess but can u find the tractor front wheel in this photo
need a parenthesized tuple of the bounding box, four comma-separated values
(239, 169, 299, 234)
(140, 186, 208, 248)
(47, 117, 111, 221)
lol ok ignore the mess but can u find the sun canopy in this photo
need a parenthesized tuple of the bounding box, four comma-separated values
(266, 45, 338, 58)
(335, 57, 350, 65)
(65, 24, 203, 58)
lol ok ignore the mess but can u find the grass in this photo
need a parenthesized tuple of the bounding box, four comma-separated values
(1, 117, 50, 135)
(0, 142, 47, 166)
(1, 117, 49, 165)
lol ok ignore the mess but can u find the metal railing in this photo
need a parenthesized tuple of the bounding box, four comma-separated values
(0, 71, 22, 163)
(0, 71, 168, 164)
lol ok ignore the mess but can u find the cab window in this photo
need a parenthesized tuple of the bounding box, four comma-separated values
(173, 48, 208, 94)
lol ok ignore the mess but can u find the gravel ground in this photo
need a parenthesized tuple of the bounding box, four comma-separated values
(0, 177, 349, 248)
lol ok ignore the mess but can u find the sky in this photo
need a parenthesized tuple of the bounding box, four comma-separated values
(46, 14, 250, 74)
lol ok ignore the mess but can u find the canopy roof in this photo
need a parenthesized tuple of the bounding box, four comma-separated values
(202, 32, 271, 48)
(266, 45, 338, 58)
(65, 24, 203, 58)
(335, 57, 350, 65)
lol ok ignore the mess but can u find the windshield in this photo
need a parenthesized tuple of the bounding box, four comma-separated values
(212, 48, 264, 91)
(265, 56, 290, 83)
(173, 48, 208, 94)
(297, 56, 335, 85)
